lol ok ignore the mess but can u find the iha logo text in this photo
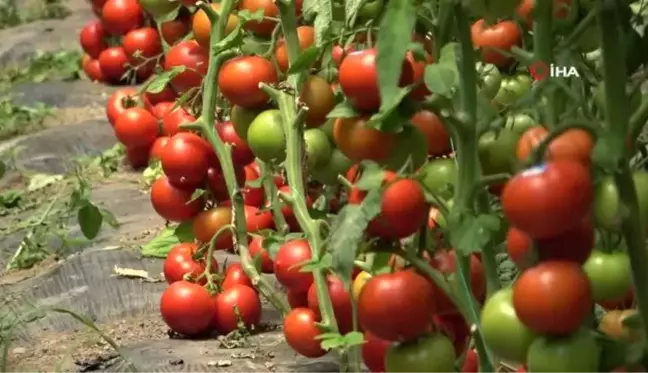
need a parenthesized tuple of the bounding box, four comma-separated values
(529, 60, 580, 81)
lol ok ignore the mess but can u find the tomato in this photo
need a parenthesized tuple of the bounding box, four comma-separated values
(304, 128, 332, 169)
(222, 262, 254, 290)
(160, 281, 215, 336)
(163, 40, 208, 93)
(300, 75, 336, 128)
(417, 158, 457, 199)
(357, 0, 384, 18)
(231, 105, 264, 141)
(599, 288, 634, 310)
(161, 15, 191, 45)
(517, 0, 574, 25)
(150, 176, 205, 222)
(526, 329, 600, 372)
(513, 261, 592, 335)
(410, 110, 451, 156)
(406, 51, 434, 100)
(307, 276, 353, 334)
(283, 308, 326, 358)
(274, 239, 314, 292)
(333, 116, 397, 162)
(79, 20, 107, 58)
(494, 75, 532, 107)
(506, 218, 594, 268)
(287, 289, 309, 308)
(106, 88, 139, 127)
(433, 312, 470, 355)
(471, 20, 521, 68)
(461, 349, 479, 373)
(361, 332, 391, 372)
(277, 185, 313, 232)
(247, 109, 286, 163)
(594, 171, 648, 232)
(516, 126, 594, 165)
(214, 121, 254, 166)
(213, 284, 261, 334)
(123, 27, 162, 68)
(338, 48, 414, 112)
(381, 125, 428, 172)
(143, 87, 176, 111)
(125, 145, 150, 168)
(332, 44, 354, 67)
(83, 58, 104, 82)
(276, 26, 315, 72)
(501, 161, 593, 238)
(476, 62, 502, 99)
(207, 164, 246, 202)
(505, 113, 537, 134)
(238, 0, 278, 36)
(583, 250, 632, 304)
(241, 165, 265, 206)
(149, 136, 170, 161)
(97, 46, 129, 84)
(161, 132, 210, 189)
(481, 288, 536, 363)
(358, 270, 435, 341)
(162, 106, 196, 136)
(101, 0, 143, 35)
(138, 0, 179, 17)
(429, 250, 486, 314)
(163, 243, 217, 284)
(243, 204, 275, 231)
(192, 207, 232, 249)
(249, 236, 274, 273)
(352, 271, 372, 300)
(218, 56, 277, 109)
(385, 334, 456, 372)
(192, 3, 239, 49)
(114, 107, 159, 148)
(479, 128, 520, 176)
(310, 149, 354, 186)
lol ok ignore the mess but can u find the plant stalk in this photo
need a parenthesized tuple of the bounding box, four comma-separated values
(533, 0, 558, 129)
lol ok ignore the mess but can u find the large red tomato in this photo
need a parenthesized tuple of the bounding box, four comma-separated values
(471, 19, 521, 68)
(218, 56, 278, 108)
(163, 40, 208, 93)
(98, 46, 129, 84)
(410, 110, 451, 156)
(79, 20, 107, 58)
(101, 0, 144, 35)
(150, 176, 205, 222)
(501, 161, 593, 238)
(274, 239, 314, 292)
(161, 132, 211, 189)
(222, 262, 254, 290)
(160, 281, 215, 336)
(213, 284, 261, 334)
(161, 14, 191, 45)
(215, 121, 255, 165)
(151, 102, 175, 120)
(122, 27, 162, 68)
(105, 87, 139, 126)
(307, 276, 353, 334)
(516, 126, 594, 166)
(162, 106, 196, 136)
(238, 0, 279, 36)
(114, 107, 159, 148)
(163, 243, 218, 284)
(362, 332, 392, 372)
(283, 308, 326, 358)
(275, 26, 315, 72)
(149, 136, 170, 161)
(333, 117, 397, 162)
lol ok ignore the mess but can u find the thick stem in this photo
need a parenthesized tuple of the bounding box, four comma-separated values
(533, 0, 558, 129)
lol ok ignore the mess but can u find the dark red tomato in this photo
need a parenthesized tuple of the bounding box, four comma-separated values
(218, 56, 278, 108)
(213, 284, 261, 334)
(287, 289, 309, 308)
(513, 261, 593, 335)
(160, 280, 215, 336)
(151, 101, 175, 119)
(125, 145, 150, 168)
(249, 236, 274, 273)
(206, 164, 246, 201)
(192, 206, 233, 249)
(216, 121, 255, 165)
(277, 185, 313, 232)
(462, 349, 479, 373)
(150, 176, 205, 222)
(599, 288, 634, 310)
(101, 0, 144, 35)
(143, 89, 176, 113)
(134, 61, 155, 82)
(471, 19, 521, 68)
(332, 44, 355, 67)
(429, 250, 486, 315)
(506, 218, 594, 268)
(79, 20, 107, 58)
(307, 276, 353, 334)
(98, 46, 129, 84)
(163, 40, 208, 93)
(274, 239, 314, 292)
(338, 48, 414, 113)
(238, 0, 279, 36)
(283, 308, 326, 358)
(162, 106, 196, 136)
(161, 132, 211, 189)
(333, 116, 398, 162)
(123, 27, 162, 65)
(410, 110, 451, 156)
(242, 164, 265, 206)
(106, 87, 139, 127)
(114, 107, 159, 148)
(433, 313, 470, 356)
(358, 270, 436, 341)
(362, 332, 391, 372)
(502, 161, 593, 239)
(161, 15, 191, 45)
(83, 58, 104, 82)
(149, 136, 170, 161)
(163, 242, 218, 284)
(222, 262, 255, 290)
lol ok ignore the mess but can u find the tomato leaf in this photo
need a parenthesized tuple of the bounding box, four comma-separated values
(449, 213, 501, 255)
(141, 67, 186, 95)
(439, 42, 459, 63)
(367, 88, 412, 132)
(343, 331, 366, 347)
(344, 0, 365, 25)
(312, 0, 333, 47)
(153, 6, 180, 23)
(190, 188, 206, 202)
(299, 253, 332, 272)
(327, 100, 360, 119)
(376, 0, 416, 113)
(316, 332, 345, 350)
(302, 0, 319, 20)
(99, 208, 120, 229)
(140, 222, 194, 258)
(261, 235, 284, 260)
(353, 162, 385, 190)
(212, 23, 244, 55)
(287, 46, 320, 74)
(237, 8, 265, 22)
(408, 41, 428, 62)
(78, 201, 103, 240)
(424, 62, 458, 98)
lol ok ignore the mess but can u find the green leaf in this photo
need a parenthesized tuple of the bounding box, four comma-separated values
(449, 214, 501, 255)
(287, 46, 320, 74)
(408, 41, 428, 61)
(153, 5, 180, 23)
(299, 253, 332, 272)
(142, 66, 186, 94)
(424, 62, 458, 98)
(439, 42, 459, 63)
(301, 0, 318, 20)
(140, 222, 194, 258)
(261, 235, 284, 260)
(0, 160, 5, 179)
(318, 333, 346, 351)
(366, 88, 413, 131)
(78, 201, 103, 239)
(344, 0, 364, 24)
(354, 163, 385, 190)
(327, 100, 360, 119)
(376, 0, 416, 112)
(343, 331, 366, 347)
(313, 0, 333, 47)
(100, 208, 120, 228)
(237, 8, 265, 22)
(190, 188, 206, 202)
(174, 221, 195, 242)
(212, 23, 244, 55)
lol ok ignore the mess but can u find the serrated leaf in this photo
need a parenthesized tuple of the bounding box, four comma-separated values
(313, 11, 332, 47)
(424, 63, 458, 98)
(327, 100, 360, 118)
(319, 334, 345, 351)
(142, 66, 186, 94)
(301, 0, 319, 20)
(439, 42, 459, 63)
(100, 208, 120, 228)
(287, 46, 320, 74)
(344, 0, 364, 24)
(354, 163, 385, 190)
(174, 221, 195, 242)
(141, 222, 194, 258)
(78, 202, 103, 240)
(343, 331, 366, 346)
(449, 214, 501, 255)
(237, 9, 265, 22)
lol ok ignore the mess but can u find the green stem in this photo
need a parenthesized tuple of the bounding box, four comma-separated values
(257, 160, 289, 234)
(557, 6, 597, 50)
(196, 0, 289, 315)
(533, 0, 557, 129)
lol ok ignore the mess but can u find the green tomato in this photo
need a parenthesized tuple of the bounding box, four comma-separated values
(526, 329, 601, 372)
(478, 128, 519, 176)
(593, 82, 641, 115)
(583, 250, 632, 303)
(310, 148, 353, 185)
(577, 24, 601, 53)
(138, 0, 179, 17)
(381, 125, 428, 172)
(231, 105, 263, 141)
(304, 128, 332, 169)
(470, 0, 521, 20)
(593, 171, 648, 232)
(505, 113, 537, 135)
(417, 158, 457, 200)
(477, 62, 502, 99)
(481, 288, 537, 363)
(494, 75, 533, 107)
(320, 118, 336, 144)
(385, 334, 456, 372)
(357, 0, 384, 19)
(247, 109, 286, 163)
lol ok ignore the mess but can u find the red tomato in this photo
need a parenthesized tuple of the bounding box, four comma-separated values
(114, 107, 159, 148)
(275, 26, 315, 72)
(410, 110, 451, 156)
(238, 0, 279, 36)
(213, 284, 261, 334)
(277, 185, 313, 232)
(307, 276, 353, 334)
(471, 19, 521, 68)
(125, 145, 150, 168)
(249, 236, 274, 273)
(516, 126, 594, 166)
(218, 56, 278, 108)
(332, 44, 355, 67)
(163, 243, 218, 284)
(513, 261, 593, 335)
(506, 219, 594, 268)
(287, 288, 309, 308)
(161, 15, 191, 45)
(160, 281, 215, 336)
(358, 270, 436, 341)
(248, 160, 285, 186)
(429, 250, 486, 315)
(215, 121, 255, 166)
(123, 27, 162, 66)
(143, 86, 176, 110)
(105, 87, 139, 127)
(83, 58, 104, 82)
(162, 106, 196, 136)
(150, 176, 205, 222)
(222, 262, 255, 290)
(274, 239, 314, 292)
(161, 132, 211, 189)
(283, 308, 326, 358)
(79, 20, 107, 58)
(433, 313, 470, 356)
(462, 349, 479, 373)
(98, 46, 129, 84)
(406, 51, 434, 100)
(101, 0, 144, 35)
(362, 332, 392, 372)
(206, 164, 246, 201)
(242, 164, 265, 207)
(149, 136, 170, 161)
(163, 40, 208, 93)
(501, 161, 593, 238)
(243, 204, 275, 231)
(151, 101, 175, 119)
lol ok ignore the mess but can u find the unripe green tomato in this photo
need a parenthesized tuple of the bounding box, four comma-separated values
(526, 330, 600, 372)
(231, 105, 263, 141)
(583, 250, 632, 303)
(478, 128, 519, 176)
(246, 109, 286, 163)
(593, 171, 648, 232)
(357, 0, 384, 19)
(310, 148, 353, 185)
(477, 62, 502, 99)
(385, 334, 456, 372)
(304, 128, 332, 169)
(505, 113, 537, 135)
(494, 75, 532, 107)
(417, 158, 457, 199)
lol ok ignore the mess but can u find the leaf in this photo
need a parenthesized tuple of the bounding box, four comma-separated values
(78, 201, 103, 240)
(301, 0, 319, 20)
(27, 174, 63, 192)
(344, 0, 364, 24)
(327, 100, 360, 118)
(287, 46, 320, 74)
(142, 66, 186, 94)
(376, 0, 416, 112)
(424, 62, 458, 98)
(237, 8, 265, 22)
(261, 235, 284, 260)
(153, 5, 180, 23)
(353, 163, 385, 190)
(343, 331, 366, 347)
(312, 0, 333, 47)
(100, 208, 120, 228)
(211, 23, 244, 55)
(174, 221, 195, 242)
(0, 160, 5, 179)
(408, 41, 428, 61)
(449, 214, 501, 255)
(190, 188, 206, 202)
(439, 42, 459, 63)
(317, 332, 346, 350)
(140, 223, 194, 258)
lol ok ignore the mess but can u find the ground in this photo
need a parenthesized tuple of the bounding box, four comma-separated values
(0, 1, 340, 371)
